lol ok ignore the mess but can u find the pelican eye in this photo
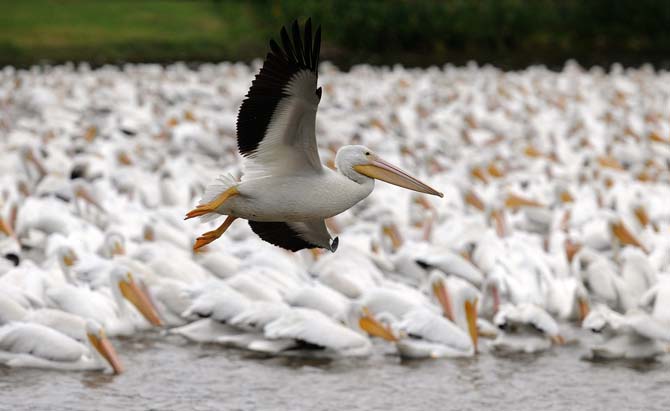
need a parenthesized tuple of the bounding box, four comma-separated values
(365, 151, 370, 156)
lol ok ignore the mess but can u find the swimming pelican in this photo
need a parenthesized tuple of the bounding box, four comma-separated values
(358, 306, 476, 358)
(185, 19, 442, 252)
(0, 320, 123, 374)
(46, 267, 163, 336)
(263, 307, 372, 356)
(491, 303, 565, 353)
(582, 304, 670, 360)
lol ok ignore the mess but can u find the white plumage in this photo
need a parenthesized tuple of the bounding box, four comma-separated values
(185, 19, 442, 253)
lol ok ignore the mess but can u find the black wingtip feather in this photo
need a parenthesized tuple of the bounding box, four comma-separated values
(304, 19, 313, 68)
(248, 221, 317, 252)
(236, 18, 322, 157)
(292, 20, 304, 65)
(269, 39, 284, 60)
(280, 26, 296, 64)
(313, 26, 321, 68)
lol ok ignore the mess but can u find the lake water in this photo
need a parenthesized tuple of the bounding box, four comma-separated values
(1, 332, 668, 411)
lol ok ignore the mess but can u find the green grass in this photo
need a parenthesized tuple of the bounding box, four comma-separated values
(1, 0, 669, 68)
(0, 0, 266, 66)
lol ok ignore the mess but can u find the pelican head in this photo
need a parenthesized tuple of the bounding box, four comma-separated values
(57, 246, 78, 268)
(85, 320, 123, 374)
(111, 267, 163, 327)
(336, 145, 443, 197)
(102, 232, 126, 257)
(143, 224, 155, 241)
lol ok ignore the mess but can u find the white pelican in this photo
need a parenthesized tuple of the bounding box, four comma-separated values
(491, 303, 565, 353)
(346, 282, 478, 358)
(415, 249, 484, 287)
(46, 267, 163, 336)
(176, 281, 368, 356)
(263, 307, 372, 356)
(185, 19, 442, 252)
(639, 274, 670, 323)
(0, 320, 123, 374)
(358, 307, 476, 358)
(311, 244, 385, 298)
(429, 272, 480, 349)
(582, 304, 670, 360)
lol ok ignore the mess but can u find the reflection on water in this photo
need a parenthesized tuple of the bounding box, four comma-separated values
(81, 373, 117, 389)
(1, 333, 669, 411)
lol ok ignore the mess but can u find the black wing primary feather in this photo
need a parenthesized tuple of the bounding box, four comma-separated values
(291, 21, 304, 64)
(303, 20, 312, 69)
(248, 221, 316, 251)
(236, 18, 321, 157)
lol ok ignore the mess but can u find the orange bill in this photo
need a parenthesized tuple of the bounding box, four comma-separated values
(119, 273, 162, 326)
(432, 281, 454, 322)
(633, 206, 649, 228)
(0, 217, 13, 238)
(465, 299, 479, 352)
(88, 330, 123, 374)
(577, 297, 590, 324)
(464, 189, 485, 211)
(382, 223, 403, 251)
(359, 308, 398, 342)
(354, 155, 443, 197)
(612, 220, 647, 253)
(504, 193, 544, 209)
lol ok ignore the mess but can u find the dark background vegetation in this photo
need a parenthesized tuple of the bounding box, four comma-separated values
(2, 0, 670, 69)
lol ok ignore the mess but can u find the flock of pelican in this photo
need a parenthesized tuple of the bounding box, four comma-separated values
(1, 20, 670, 375)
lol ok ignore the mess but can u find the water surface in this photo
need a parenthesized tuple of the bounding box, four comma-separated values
(1, 334, 668, 411)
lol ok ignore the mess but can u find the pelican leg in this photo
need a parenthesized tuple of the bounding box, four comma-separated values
(193, 216, 237, 250)
(185, 186, 239, 220)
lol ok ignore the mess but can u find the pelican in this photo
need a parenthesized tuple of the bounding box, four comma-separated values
(0, 320, 123, 374)
(177, 277, 293, 348)
(582, 304, 670, 360)
(347, 281, 479, 358)
(262, 307, 372, 357)
(46, 267, 163, 336)
(491, 303, 565, 353)
(358, 307, 476, 358)
(185, 19, 442, 252)
(176, 281, 369, 356)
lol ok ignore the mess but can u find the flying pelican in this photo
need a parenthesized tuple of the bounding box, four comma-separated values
(185, 19, 442, 252)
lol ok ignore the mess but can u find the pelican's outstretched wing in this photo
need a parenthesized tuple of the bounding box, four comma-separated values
(237, 19, 323, 180)
(248, 220, 337, 252)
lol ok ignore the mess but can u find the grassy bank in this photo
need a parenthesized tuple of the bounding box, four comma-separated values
(0, 1, 265, 66)
(2, 0, 670, 69)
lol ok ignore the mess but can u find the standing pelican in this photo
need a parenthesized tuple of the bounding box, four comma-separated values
(185, 19, 442, 252)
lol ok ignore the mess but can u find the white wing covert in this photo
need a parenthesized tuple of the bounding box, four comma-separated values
(236, 19, 323, 180)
